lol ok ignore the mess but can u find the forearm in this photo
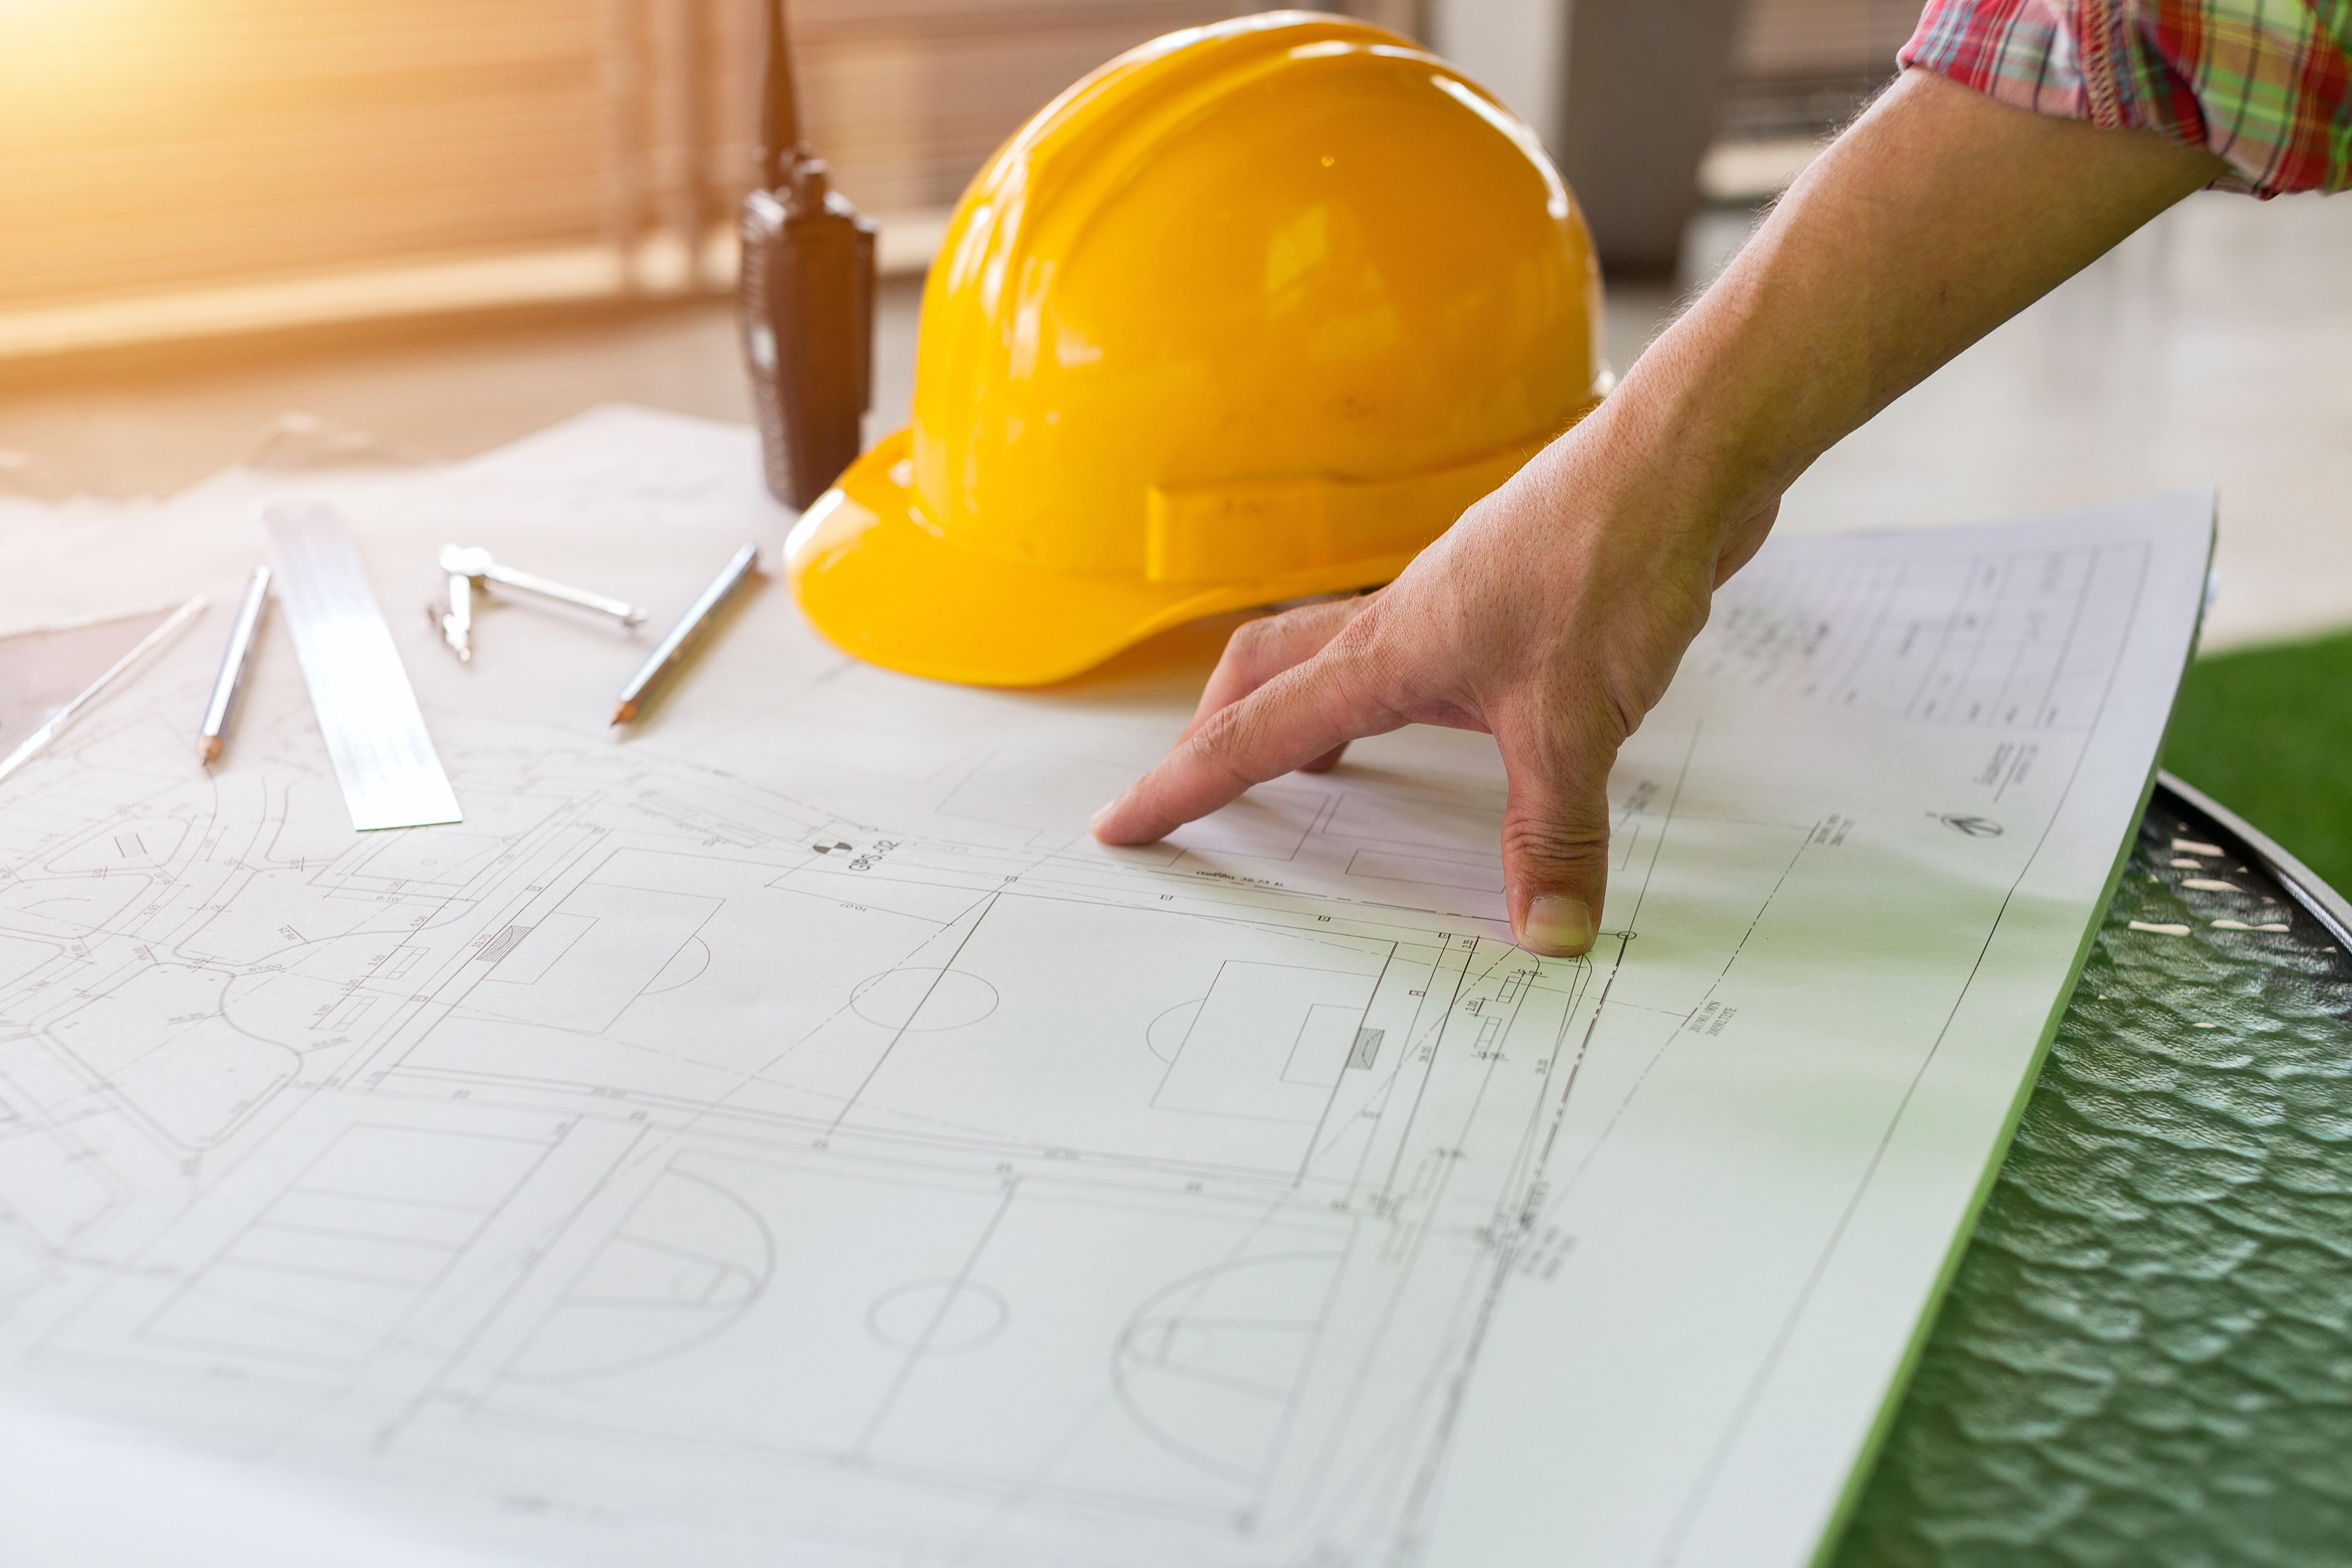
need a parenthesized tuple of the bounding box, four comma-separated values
(1576, 69, 2228, 539)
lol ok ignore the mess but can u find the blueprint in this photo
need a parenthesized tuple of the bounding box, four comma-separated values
(0, 408, 2212, 1568)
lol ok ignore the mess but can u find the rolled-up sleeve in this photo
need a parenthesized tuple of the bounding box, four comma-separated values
(1900, 0, 2352, 196)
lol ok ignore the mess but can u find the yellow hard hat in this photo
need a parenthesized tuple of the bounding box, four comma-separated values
(787, 10, 1605, 687)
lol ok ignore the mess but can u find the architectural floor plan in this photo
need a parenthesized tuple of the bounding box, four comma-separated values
(0, 410, 2211, 1567)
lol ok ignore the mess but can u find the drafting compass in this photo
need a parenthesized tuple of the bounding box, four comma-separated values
(432, 544, 647, 662)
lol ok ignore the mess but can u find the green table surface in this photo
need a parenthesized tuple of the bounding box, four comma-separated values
(1834, 790, 2352, 1567)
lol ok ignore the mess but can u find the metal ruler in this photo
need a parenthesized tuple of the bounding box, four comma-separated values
(260, 500, 462, 831)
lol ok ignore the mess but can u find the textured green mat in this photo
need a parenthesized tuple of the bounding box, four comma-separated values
(2164, 629, 2352, 898)
(1833, 793, 2352, 1566)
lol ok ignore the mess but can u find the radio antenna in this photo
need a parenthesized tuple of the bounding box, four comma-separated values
(757, 0, 802, 190)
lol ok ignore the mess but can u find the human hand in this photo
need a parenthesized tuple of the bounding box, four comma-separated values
(1088, 65, 2233, 957)
(1089, 409, 1777, 957)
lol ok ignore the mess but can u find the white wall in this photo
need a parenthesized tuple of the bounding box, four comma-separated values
(1424, 0, 1571, 151)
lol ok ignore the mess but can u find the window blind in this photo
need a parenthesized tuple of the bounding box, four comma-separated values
(1, 0, 614, 310)
(1, 0, 1876, 358)
(0, 0, 1284, 355)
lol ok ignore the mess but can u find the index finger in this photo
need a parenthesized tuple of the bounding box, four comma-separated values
(1184, 595, 1372, 737)
(1091, 646, 1402, 845)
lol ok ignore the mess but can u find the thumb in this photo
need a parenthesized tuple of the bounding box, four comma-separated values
(1496, 725, 1615, 957)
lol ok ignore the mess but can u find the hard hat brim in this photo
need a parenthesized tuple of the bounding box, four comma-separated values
(786, 430, 1424, 688)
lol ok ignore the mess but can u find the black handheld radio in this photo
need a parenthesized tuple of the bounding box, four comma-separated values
(739, 0, 876, 510)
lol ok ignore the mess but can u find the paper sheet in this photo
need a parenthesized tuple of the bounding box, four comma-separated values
(0, 407, 2212, 1567)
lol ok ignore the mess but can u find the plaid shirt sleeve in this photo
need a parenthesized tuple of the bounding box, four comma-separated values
(1899, 0, 2352, 196)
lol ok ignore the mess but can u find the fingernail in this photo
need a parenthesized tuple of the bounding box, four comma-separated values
(1522, 895, 1594, 957)
(1088, 801, 1117, 835)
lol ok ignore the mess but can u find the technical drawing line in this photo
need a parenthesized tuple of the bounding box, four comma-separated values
(1663, 547, 2168, 1554)
(1538, 934, 1671, 1218)
(1390, 1201, 1530, 1559)
(1652, 645, 2135, 1564)
(1420, 971, 1551, 1245)
(1287, 944, 1559, 1521)
(1687, 830, 1815, 1019)
(519, 869, 1024, 1204)
(1375, 938, 1477, 1197)
(1247, 1241, 1365, 1519)
(1378, 1087, 1558, 1557)
(1622, 721, 1701, 938)
(1828, 559, 1903, 703)
(1336, 1062, 1410, 1199)
(506, 1171, 775, 1386)
(941, 1390, 1128, 1567)
(1491, 962, 1593, 1222)
(1298, 1311, 1483, 1539)
(1295, 946, 1398, 1185)
(853, 1179, 1018, 1457)
(1939, 554, 2014, 718)
(1516, 950, 1614, 1251)
(376, 1064, 1403, 1189)
(761, 892, 1008, 1063)
(1899, 553, 1983, 720)
(2000, 553, 2089, 725)
(366, 1126, 641, 1457)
